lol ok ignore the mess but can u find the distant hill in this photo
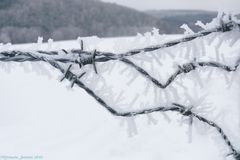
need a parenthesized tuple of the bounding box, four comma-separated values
(146, 10, 218, 34)
(0, 0, 166, 43)
(0, 0, 220, 44)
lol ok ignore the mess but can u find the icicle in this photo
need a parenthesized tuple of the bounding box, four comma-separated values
(184, 92, 195, 106)
(127, 72, 139, 86)
(144, 32, 152, 43)
(163, 90, 170, 104)
(77, 37, 81, 42)
(37, 36, 43, 44)
(220, 54, 231, 87)
(117, 116, 126, 126)
(175, 80, 188, 91)
(180, 24, 194, 35)
(205, 68, 215, 82)
(191, 41, 199, 58)
(97, 84, 110, 97)
(191, 70, 204, 89)
(2, 43, 12, 51)
(133, 33, 143, 44)
(184, 47, 191, 59)
(214, 36, 225, 60)
(222, 72, 230, 87)
(152, 28, 160, 37)
(147, 114, 158, 125)
(150, 62, 156, 76)
(164, 49, 175, 59)
(107, 62, 116, 75)
(97, 75, 107, 88)
(19, 63, 31, 73)
(139, 60, 144, 67)
(114, 90, 125, 104)
(217, 11, 224, 22)
(229, 33, 240, 47)
(126, 117, 138, 137)
(168, 86, 179, 101)
(136, 33, 143, 38)
(153, 85, 159, 104)
(77, 37, 81, 45)
(47, 38, 54, 50)
(226, 72, 235, 89)
(239, 100, 240, 130)
(129, 94, 140, 108)
(184, 43, 192, 59)
(66, 85, 73, 91)
(96, 63, 107, 74)
(207, 33, 217, 46)
(179, 115, 189, 126)
(227, 70, 240, 89)
(152, 53, 163, 66)
(119, 65, 130, 75)
(185, 92, 207, 108)
(195, 21, 207, 30)
(199, 38, 206, 56)
(162, 112, 171, 123)
(97, 85, 113, 99)
(143, 80, 151, 96)
(187, 117, 193, 143)
(143, 54, 155, 63)
(232, 13, 240, 22)
(34, 62, 52, 79)
(194, 118, 211, 135)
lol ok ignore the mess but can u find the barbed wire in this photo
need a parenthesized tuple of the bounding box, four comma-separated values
(47, 60, 240, 159)
(1, 21, 239, 65)
(0, 20, 239, 159)
(1, 50, 239, 89)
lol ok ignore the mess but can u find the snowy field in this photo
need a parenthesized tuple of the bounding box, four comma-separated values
(0, 30, 239, 160)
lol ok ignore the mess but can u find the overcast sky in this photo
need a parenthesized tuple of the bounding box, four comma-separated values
(101, 0, 240, 13)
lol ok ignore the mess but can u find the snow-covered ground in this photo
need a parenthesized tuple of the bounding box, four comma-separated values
(0, 31, 239, 160)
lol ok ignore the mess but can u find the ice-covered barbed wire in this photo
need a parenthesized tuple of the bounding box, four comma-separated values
(0, 15, 240, 160)
(1, 49, 239, 90)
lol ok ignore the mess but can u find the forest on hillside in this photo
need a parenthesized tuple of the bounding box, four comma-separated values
(0, 0, 217, 44)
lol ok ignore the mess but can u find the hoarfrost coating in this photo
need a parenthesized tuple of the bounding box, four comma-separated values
(0, 15, 240, 160)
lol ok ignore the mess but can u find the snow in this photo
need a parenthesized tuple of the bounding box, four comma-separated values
(0, 30, 239, 160)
